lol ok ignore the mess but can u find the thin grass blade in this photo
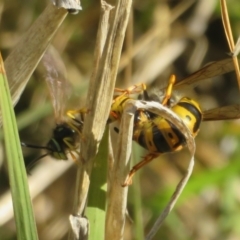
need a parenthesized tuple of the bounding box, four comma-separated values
(0, 54, 38, 239)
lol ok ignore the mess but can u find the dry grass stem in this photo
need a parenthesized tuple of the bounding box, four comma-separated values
(70, 0, 133, 237)
(186, 0, 217, 37)
(51, 0, 82, 12)
(105, 107, 134, 240)
(220, 0, 240, 88)
(92, 1, 114, 79)
(0, 160, 73, 226)
(220, 0, 235, 51)
(71, 1, 113, 217)
(185, 0, 217, 71)
(132, 39, 187, 85)
(186, 37, 208, 73)
(145, 155, 195, 240)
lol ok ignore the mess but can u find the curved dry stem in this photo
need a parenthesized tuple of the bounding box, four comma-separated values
(123, 100, 196, 240)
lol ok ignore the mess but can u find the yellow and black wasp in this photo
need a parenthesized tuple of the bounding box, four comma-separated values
(22, 47, 85, 167)
(108, 58, 240, 186)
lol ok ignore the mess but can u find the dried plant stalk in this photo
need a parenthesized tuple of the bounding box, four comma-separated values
(51, 0, 82, 13)
(70, 0, 133, 238)
(0, 160, 73, 226)
(220, 0, 240, 88)
(105, 107, 134, 240)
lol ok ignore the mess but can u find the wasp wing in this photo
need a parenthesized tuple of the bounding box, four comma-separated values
(173, 58, 235, 89)
(203, 104, 240, 121)
(42, 47, 70, 123)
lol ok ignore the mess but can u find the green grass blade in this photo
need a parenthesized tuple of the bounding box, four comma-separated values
(131, 144, 145, 240)
(0, 55, 38, 239)
(86, 130, 108, 240)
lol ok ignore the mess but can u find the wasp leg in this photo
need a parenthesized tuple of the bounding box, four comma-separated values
(67, 108, 88, 124)
(66, 109, 88, 137)
(69, 151, 78, 163)
(63, 137, 80, 163)
(108, 84, 147, 123)
(114, 83, 146, 96)
(161, 74, 176, 106)
(122, 152, 159, 187)
(109, 111, 119, 120)
(67, 120, 83, 138)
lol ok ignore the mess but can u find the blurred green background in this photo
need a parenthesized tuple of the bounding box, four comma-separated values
(1, 0, 240, 239)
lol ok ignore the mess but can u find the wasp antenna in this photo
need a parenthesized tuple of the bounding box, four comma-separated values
(21, 142, 52, 151)
(26, 153, 49, 174)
